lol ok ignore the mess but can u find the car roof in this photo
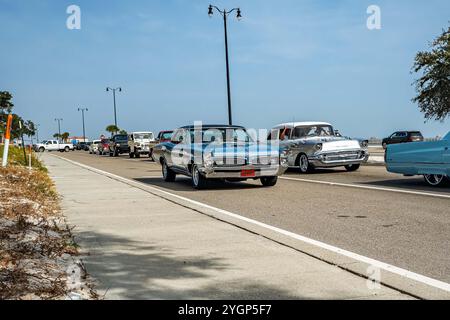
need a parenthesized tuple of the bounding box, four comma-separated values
(179, 124, 245, 130)
(274, 121, 332, 128)
(131, 131, 153, 134)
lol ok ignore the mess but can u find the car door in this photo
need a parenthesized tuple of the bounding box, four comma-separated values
(170, 129, 190, 172)
(47, 141, 57, 151)
(390, 132, 404, 145)
(443, 138, 450, 165)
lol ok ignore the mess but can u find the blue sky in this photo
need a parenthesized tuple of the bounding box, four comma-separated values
(1, 0, 449, 140)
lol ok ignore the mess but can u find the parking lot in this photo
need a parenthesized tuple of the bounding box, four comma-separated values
(54, 150, 450, 285)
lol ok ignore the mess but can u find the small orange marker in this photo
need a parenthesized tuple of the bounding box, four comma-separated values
(2, 114, 13, 167)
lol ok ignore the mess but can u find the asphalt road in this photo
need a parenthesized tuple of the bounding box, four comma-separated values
(53, 150, 450, 284)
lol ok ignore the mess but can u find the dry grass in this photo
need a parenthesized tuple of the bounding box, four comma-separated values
(0, 166, 97, 300)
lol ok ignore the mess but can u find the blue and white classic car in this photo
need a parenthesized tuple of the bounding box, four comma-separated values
(385, 131, 450, 186)
(152, 124, 289, 189)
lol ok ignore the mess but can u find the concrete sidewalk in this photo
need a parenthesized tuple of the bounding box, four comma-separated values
(43, 154, 411, 299)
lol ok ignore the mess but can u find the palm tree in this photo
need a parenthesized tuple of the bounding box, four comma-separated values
(106, 124, 120, 136)
(53, 133, 61, 139)
(61, 132, 70, 142)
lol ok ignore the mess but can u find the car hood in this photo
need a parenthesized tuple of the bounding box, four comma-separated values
(197, 142, 281, 156)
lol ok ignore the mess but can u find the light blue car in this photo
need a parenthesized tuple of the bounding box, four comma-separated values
(385, 131, 450, 186)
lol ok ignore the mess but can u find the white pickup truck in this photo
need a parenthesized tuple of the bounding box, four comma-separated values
(35, 140, 74, 152)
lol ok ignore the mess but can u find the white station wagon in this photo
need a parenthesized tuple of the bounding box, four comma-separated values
(270, 122, 369, 173)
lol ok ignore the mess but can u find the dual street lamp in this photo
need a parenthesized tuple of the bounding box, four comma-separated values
(208, 4, 242, 126)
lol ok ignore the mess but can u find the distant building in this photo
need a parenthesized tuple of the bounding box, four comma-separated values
(68, 136, 90, 144)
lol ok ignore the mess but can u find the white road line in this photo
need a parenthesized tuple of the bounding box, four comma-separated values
(51, 155, 450, 293)
(280, 176, 450, 200)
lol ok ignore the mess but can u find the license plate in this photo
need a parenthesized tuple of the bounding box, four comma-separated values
(241, 169, 255, 177)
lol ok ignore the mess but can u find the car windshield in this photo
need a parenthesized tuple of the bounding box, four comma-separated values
(190, 128, 252, 143)
(443, 132, 450, 140)
(292, 125, 334, 138)
(114, 135, 128, 141)
(161, 132, 173, 139)
(135, 133, 152, 140)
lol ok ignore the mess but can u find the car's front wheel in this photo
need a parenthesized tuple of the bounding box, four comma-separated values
(423, 174, 449, 187)
(345, 164, 360, 172)
(191, 164, 207, 189)
(260, 176, 278, 187)
(298, 153, 314, 173)
(162, 160, 176, 182)
(39, 147, 45, 153)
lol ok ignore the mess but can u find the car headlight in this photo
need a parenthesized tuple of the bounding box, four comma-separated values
(116, 143, 120, 147)
(314, 143, 323, 151)
(204, 153, 214, 168)
(360, 140, 368, 148)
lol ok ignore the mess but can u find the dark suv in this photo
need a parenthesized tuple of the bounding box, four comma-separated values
(382, 131, 423, 149)
(109, 134, 130, 157)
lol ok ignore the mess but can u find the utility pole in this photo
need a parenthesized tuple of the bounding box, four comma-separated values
(55, 118, 63, 142)
(78, 108, 88, 143)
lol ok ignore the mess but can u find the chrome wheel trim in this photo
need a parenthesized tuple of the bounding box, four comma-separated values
(192, 166, 200, 186)
(424, 174, 444, 186)
(299, 155, 309, 172)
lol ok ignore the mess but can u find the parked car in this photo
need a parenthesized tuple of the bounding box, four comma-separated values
(97, 138, 110, 155)
(152, 125, 289, 189)
(128, 132, 156, 158)
(76, 142, 88, 150)
(89, 140, 101, 154)
(108, 134, 130, 157)
(156, 130, 173, 143)
(83, 142, 92, 151)
(385, 131, 449, 187)
(382, 131, 423, 149)
(270, 122, 369, 173)
(35, 140, 74, 152)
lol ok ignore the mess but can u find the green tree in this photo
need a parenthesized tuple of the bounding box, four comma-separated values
(0, 92, 37, 139)
(106, 124, 120, 136)
(53, 133, 61, 139)
(412, 25, 450, 121)
(0, 91, 14, 128)
(0, 91, 14, 114)
(118, 129, 127, 135)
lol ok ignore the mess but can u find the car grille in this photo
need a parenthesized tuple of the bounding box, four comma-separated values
(324, 151, 362, 161)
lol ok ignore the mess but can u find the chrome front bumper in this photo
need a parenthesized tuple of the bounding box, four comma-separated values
(199, 164, 288, 179)
(309, 151, 369, 167)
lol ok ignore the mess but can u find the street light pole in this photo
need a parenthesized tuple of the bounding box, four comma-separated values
(78, 108, 88, 143)
(208, 5, 242, 126)
(55, 118, 63, 142)
(36, 124, 40, 143)
(106, 87, 122, 127)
